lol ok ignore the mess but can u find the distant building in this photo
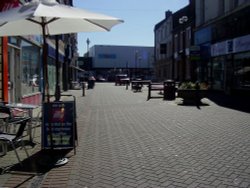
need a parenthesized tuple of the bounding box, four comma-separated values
(86, 45, 154, 81)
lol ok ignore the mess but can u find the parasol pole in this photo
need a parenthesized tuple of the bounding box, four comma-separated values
(55, 34, 61, 101)
(41, 17, 54, 150)
(41, 18, 50, 103)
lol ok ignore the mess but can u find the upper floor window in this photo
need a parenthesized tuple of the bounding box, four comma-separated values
(160, 43, 167, 54)
(174, 34, 178, 52)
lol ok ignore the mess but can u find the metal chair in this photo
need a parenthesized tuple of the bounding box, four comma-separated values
(0, 117, 31, 166)
(0, 105, 29, 132)
(30, 110, 42, 141)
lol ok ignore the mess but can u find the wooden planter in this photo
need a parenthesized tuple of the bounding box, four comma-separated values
(177, 89, 208, 104)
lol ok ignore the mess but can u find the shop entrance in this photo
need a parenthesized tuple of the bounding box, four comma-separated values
(8, 45, 21, 103)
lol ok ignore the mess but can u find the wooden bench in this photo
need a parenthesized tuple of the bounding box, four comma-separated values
(147, 82, 164, 100)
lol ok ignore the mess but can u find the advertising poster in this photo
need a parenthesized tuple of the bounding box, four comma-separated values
(42, 101, 75, 149)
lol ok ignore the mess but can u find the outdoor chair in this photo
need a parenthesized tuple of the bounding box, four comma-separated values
(0, 117, 31, 166)
(0, 105, 29, 133)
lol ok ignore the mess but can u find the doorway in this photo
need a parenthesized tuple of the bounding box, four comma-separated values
(8, 45, 21, 103)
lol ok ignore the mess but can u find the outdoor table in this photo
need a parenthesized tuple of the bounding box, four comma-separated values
(6, 103, 39, 146)
(0, 112, 9, 120)
(6, 103, 39, 117)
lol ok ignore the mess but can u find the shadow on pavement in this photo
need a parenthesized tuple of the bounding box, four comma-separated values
(206, 91, 250, 113)
(2, 149, 73, 175)
(177, 101, 210, 110)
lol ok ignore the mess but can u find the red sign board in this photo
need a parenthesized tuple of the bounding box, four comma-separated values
(0, 0, 19, 12)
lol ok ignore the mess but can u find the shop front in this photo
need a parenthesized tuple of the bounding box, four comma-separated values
(234, 53, 250, 90)
(3, 36, 42, 105)
(211, 34, 250, 94)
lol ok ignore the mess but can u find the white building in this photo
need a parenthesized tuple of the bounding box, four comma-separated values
(88, 45, 154, 80)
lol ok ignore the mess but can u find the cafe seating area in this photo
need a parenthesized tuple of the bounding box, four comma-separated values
(0, 103, 41, 166)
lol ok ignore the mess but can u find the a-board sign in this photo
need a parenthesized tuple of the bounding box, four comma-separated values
(42, 101, 75, 149)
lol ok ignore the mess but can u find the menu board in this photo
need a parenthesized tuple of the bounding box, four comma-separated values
(42, 101, 76, 149)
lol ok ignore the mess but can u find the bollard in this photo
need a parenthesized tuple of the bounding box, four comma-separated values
(82, 82, 86, 96)
(126, 80, 129, 90)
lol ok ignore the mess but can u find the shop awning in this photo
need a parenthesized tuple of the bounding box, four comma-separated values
(70, 65, 85, 72)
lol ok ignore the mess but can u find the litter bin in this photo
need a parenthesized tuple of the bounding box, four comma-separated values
(88, 80, 93, 89)
(163, 80, 176, 100)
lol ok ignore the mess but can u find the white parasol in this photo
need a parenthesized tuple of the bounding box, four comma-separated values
(0, 0, 123, 101)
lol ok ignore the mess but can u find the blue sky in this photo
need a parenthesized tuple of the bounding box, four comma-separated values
(74, 0, 189, 56)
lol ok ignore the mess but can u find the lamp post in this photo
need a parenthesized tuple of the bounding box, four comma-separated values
(178, 16, 188, 81)
(86, 38, 90, 57)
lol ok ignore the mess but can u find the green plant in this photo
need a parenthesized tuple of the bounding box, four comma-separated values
(179, 81, 209, 90)
(179, 82, 196, 89)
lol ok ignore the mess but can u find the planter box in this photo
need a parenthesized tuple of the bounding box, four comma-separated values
(177, 89, 208, 104)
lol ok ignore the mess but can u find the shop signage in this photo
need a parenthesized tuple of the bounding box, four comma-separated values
(211, 41, 227, 57)
(42, 101, 76, 149)
(211, 34, 250, 57)
(194, 27, 212, 45)
(234, 34, 250, 53)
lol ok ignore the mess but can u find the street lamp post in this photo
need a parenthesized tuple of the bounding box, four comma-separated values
(86, 38, 90, 57)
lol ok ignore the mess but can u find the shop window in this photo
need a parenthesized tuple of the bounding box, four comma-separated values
(21, 40, 40, 96)
(212, 56, 225, 90)
(160, 43, 167, 54)
(234, 53, 250, 89)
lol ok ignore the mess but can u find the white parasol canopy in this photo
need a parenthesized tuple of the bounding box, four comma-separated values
(0, 0, 123, 36)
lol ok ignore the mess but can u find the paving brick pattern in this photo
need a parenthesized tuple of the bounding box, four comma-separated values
(67, 83, 250, 188)
(1, 83, 250, 188)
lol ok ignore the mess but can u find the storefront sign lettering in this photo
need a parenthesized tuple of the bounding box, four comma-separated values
(211, 41, 227, 57)
(234, 34, 250, 53)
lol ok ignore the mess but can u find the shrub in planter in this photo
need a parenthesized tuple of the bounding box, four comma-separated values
(177, 81, 209, 104)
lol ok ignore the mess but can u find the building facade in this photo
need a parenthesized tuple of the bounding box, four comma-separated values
(0, 0, 78, 105)
(87, 45, 154, 81)
(195, 0, 250, 94)
(154, 1, 195, 83)
(155, 0, 250, 95)
(172, 2, 195, 82)
(154, 11, 173, 81)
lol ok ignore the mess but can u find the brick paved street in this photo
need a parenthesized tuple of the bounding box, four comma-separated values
(1, 83, 250, 188)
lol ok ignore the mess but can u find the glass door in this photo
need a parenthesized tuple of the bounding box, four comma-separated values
(8, 46, 21, 103)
